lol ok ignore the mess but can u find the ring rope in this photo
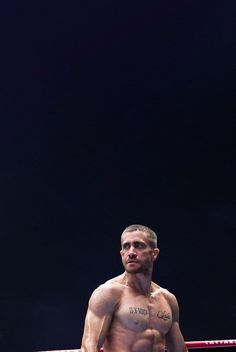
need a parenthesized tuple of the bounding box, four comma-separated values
(100, 339, 236, 350)
(184, 340, 236, 349)
(37, 339, 236, 351)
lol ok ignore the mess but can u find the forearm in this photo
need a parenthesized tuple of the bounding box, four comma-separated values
(81, 340, 101, 352)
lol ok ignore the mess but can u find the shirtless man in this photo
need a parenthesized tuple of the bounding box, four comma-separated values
(80, 224, 187, 352)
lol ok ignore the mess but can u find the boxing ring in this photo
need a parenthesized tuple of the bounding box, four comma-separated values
(38, 339, 236, 351)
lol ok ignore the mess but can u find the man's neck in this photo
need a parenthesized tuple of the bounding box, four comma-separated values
(123, 271, 153, 296)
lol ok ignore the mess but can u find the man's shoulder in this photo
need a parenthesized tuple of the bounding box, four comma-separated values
(153, 284, 179, 317)
(152, 283, 177, 302)
(91, 274, 125, 301)
(104, 273, 125, 285)
(86, 275, 125, 313)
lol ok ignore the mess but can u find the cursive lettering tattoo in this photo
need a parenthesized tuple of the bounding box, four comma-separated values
(157, 310, 171, 321)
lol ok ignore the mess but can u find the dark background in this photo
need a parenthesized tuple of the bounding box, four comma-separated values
(0, 0, 235, 351)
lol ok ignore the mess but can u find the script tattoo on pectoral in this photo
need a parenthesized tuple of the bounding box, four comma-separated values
(129, 307, 171, 321)
(129, 307, 148, 315)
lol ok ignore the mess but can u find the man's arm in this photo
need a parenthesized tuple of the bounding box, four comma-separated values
(80, 283, 119, 352)
(165, 292, 188, 352)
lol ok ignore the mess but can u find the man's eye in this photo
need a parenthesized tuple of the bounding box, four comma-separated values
(123, 244, 130, 249)
(134, 243, 145, 248)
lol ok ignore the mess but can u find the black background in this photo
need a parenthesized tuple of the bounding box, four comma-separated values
(0, 1, 235, 351)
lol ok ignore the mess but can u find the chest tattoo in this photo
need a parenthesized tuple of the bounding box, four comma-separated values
(156, 310, 171, 321)
(129, 307, 148, 315)
(129, 307, 171, 321)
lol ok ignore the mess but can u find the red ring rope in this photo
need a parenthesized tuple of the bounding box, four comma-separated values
(185, 340, 236, 349)
(98, 340, 236, 351)
(37, 339, 236, 351)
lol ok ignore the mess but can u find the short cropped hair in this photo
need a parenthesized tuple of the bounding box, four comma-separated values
(121, 224, 158, 249)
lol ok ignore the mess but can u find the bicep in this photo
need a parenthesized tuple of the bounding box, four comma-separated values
(166, 321, 187, 352)
(81, 307, 113, 351)
(165, 292, 187, 352)
(81, 285, 117, 351)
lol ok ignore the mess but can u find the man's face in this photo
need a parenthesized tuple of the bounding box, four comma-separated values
(120, 230, 159, 274)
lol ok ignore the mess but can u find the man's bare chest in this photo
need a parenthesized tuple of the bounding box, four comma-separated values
(115, 291, 172, 335)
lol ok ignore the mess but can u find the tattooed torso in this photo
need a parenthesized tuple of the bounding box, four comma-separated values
(103, 279, 173, 352)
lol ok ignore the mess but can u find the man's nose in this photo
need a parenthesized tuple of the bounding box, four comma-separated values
(128, 246, 137, 257)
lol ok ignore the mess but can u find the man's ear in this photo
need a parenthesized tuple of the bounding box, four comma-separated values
(153, 248, 160, 261)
